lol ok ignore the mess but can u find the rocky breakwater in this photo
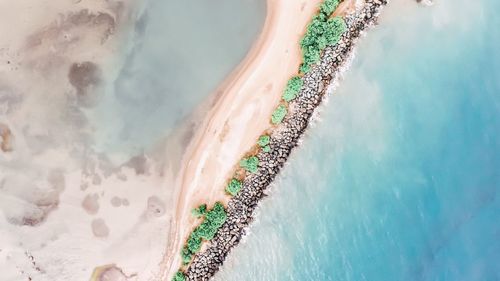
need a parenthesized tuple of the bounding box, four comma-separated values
(184, 1, 388, 280)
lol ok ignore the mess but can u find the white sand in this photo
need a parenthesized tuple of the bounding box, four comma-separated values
(0, 1, 174, 280)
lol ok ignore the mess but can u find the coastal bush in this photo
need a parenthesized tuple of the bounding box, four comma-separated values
(271, 105, 287, 124)
(191, 204, 207, 218)
(257, 135, 270, 147)
(194, 202, 227, 240)
(320, 0, 340, 16)
(187, 234, 202, 253)
(205, 202, 227, 225)
(183, 202, 227, 260)
(300, 0, 346, 74)
(282, 76, 303, 102)
(262, 145, 271, 153)
(324, 17, 346, 46)
(225, 178, 242, 196)
(172, 271, 186, 281)
(240, 156, 259, 173)
(181, 247, 192, 265)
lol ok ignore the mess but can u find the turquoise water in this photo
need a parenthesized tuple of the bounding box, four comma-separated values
(217, 1, 499, 280)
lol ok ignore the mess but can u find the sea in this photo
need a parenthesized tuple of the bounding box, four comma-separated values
(213, 0, 500, 280)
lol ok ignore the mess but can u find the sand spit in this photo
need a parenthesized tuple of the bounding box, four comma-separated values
(160, 0, 324, 278)
(181, 0, 389, 280)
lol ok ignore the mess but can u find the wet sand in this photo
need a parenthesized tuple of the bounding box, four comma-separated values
(0, 1, 172, 281)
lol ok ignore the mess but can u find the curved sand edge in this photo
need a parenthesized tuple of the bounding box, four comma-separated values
(183, 1, 388, 278)
(158, 0, 324, 279)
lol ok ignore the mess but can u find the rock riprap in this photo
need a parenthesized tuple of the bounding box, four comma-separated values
(182, 1, 388, 280)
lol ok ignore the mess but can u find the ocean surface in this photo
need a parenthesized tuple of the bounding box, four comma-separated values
(216, 0, 500, 280)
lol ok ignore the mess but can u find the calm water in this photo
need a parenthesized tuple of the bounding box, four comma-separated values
(89, 0, 266, 159)
(217, 0, 499, 280)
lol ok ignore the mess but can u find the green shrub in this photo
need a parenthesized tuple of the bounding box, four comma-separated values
(299, 0, 346, 74)
(191, 204, 207, 218)
(262, 145, 271, 153)
(187, 234, 202, 253)
(206, 202, 226, 224)
(181, 247, 192, 265)
(299, 63, 310, 74)
(240, 156, 259, 173)
(257, 135, 270, 147)
(302, 42, 321, 68)
(271, 105, 287, 124)
(282, 76, 303, 102)
(195, 202, 227, 240)
(172, 271, 186, 281)
(182, 202, 227, 263)
(225, 178, 242, 196)
(324, 17, 346, 46)
(320, 0, 340, 16)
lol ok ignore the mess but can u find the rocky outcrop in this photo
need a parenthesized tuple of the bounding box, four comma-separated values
(184, 1, 388, 280)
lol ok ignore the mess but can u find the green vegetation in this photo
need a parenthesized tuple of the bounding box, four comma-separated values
(320, 0, 341, 15)
(282, 76, 303, 102)
(181, 247, 192, 265)
(299, 0, 346, 74)
(262, 145, 271, 153)
(191, 204, 207, 218)
(240, 156, 259, 173)
(225, 178, 242, 196)
(257, 135, 270, 147)
(181, 202, 227, 265)
(187, 234, 202, 253)
(197, 202, 227, 240)
(271, 105, 288, 124)
(172, 271, 186, 281)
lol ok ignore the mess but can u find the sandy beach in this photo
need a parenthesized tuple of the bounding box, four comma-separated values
(1, 0, 360, 279)
(0, 1, 175, 280)
(160, 0, 324, 278)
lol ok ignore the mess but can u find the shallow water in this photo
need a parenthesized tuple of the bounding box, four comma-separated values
(89, 0, 266, 159)
(216, 0, 500, 280)
(0, 1, 266, 279)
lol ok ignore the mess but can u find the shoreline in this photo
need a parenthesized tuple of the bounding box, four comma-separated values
(159, 0, 324, 279)
(180, 0, 389, 279)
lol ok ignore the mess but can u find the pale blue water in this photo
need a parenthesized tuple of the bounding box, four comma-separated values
(89, 0, 265, 159)
(217, 0, 499, 280)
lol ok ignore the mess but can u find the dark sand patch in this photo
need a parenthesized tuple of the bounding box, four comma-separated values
(91, 218, 110, 238)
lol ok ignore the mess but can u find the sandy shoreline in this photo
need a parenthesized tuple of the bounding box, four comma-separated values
(0, 0, 366, 279)
(180, 0, 388, 278)
(160, 0, 324, 279)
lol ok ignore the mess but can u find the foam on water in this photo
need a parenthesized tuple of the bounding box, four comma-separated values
(216, 0, 500, 280)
